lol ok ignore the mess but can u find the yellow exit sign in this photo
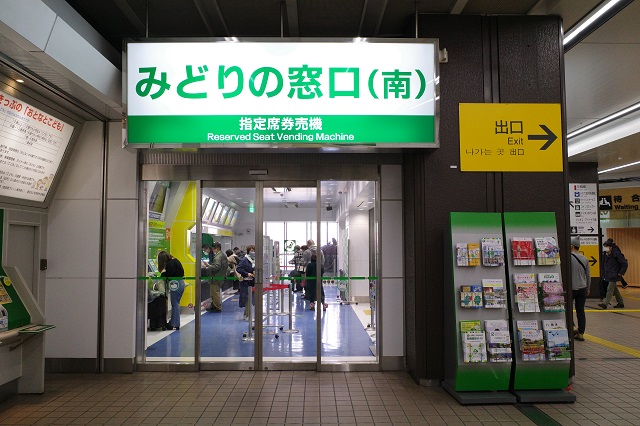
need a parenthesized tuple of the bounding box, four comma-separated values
(459, 103, 563, 172)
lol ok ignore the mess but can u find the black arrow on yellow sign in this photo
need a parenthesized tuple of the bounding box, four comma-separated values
(589, 256, 597, 266)
(528, 125, 557, 150)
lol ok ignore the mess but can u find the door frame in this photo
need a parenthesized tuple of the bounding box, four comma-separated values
(138, 164, 382, 372)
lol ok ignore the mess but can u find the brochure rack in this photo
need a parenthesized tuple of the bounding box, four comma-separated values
(503, 212, 574, 403)
(444, 212, 515, 404)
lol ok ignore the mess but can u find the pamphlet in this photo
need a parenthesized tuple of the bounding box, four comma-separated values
(511, 237, 535, 266)
(534, 237, 561, 265)
(460, 285, 483, 308)
(482, 279, 507, 309)
(481, 237, 505, 267)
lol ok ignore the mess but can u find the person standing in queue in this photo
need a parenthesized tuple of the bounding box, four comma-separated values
(570, 237, 590, 341)
(305, 253, 326, 311)
(237, 244, 256, 319)
(205, 242, 228, 313)
(157, 251, 185, 330)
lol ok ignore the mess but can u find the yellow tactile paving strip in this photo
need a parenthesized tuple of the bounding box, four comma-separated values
(583, 333, 640, 358)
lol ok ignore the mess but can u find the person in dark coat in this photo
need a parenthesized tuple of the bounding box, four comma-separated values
(598, 238, 628, 309)
(236, 244, 256, 319)
(305, 253, 326, 311)
(157, 251, 185, 330)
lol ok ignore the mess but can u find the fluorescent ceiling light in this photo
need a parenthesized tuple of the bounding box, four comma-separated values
(563, 0, 633, 51)
(599, 160, 640, 174)
(568, 101, 640, 139)
(564, 0, 622, 45)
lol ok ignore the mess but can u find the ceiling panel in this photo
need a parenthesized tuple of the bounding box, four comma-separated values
(581, 0, 640, 43)
(298, 0, 366, 37)
(217, 0, 282, 37)
(146, 0, 210, 37)
(565, 43, 640, 131)
(65, 0, 143, 48)
(378, 0, 455, 37)
(530, 0, 599, 30)
(462, 0, 540, 15)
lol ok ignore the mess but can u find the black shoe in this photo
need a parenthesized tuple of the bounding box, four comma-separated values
(165, 324, 174, 330)
(598, 303, 607, 310)
(614, 303, 625, 308)
(622, 283, 629, 289)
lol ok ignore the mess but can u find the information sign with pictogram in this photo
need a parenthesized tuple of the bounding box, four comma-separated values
(569, 183, 598, 235)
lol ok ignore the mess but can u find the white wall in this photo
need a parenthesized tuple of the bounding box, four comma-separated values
(103, 122, 138, 360)
(348, 209, 370, 297)
(380, 165, 404, 358)
(45, 121, 103, 359)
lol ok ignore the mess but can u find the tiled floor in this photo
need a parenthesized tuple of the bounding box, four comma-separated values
(2, 287, 640, 425)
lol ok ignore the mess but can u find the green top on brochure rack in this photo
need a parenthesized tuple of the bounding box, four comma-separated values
(0, 210, 31, 330)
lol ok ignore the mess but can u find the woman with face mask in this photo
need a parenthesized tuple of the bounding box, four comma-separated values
(598, 238, 628, 309)
(236, 245, 256, 319)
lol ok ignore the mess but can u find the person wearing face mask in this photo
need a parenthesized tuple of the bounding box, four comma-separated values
(237, 245, 256, 319)
(598, 238, 628, 309)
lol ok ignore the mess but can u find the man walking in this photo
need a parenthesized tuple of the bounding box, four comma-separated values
(598, 238, 627, 310)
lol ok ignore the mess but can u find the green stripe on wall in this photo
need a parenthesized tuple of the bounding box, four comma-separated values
(127, 115, 435, 144)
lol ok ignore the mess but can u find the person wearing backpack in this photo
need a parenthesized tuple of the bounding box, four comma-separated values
(570, 237, 590, 341)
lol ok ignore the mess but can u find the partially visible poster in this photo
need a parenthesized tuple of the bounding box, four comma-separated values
(0, 89, 74, 202)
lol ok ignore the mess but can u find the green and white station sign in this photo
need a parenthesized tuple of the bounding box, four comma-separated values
(125, 40, 439, 148)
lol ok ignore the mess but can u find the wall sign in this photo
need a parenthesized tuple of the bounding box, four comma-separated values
(575, 236, 600, 278)
(569, 183, 598, 235)
(599, 188, 640, 211)
(125, 40, 439, 147)
(459, 103, 562, 172)
(0, 89, 74, 202)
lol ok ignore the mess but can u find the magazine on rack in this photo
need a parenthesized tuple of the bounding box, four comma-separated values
(482, 279, 507, 309)
(534, 237, 561, 265)
(511, 237, 535, 266)
(485, 319, 512, 363)
(539, 273, 565, 312)
(513, 273, 540, 312)
(481, 237, 505, 267)
(460, 285, 483, 308)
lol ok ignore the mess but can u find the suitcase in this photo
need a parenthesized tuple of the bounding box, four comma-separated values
(148, 295, 167, 330)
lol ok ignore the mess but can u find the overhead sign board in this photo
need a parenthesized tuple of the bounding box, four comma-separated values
(599, 187, 640, 211)
(125, 40, 439, 147)
(459, 103, 562, 172)
(0, 89, 74, 203)
(569, 183, 598, 235)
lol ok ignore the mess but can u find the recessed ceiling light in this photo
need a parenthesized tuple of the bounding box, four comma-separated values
(16, 79, 24, 83)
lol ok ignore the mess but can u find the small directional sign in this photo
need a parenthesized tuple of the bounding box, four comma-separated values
(576, 236, 600, 278)
(459, 103, 562, 172)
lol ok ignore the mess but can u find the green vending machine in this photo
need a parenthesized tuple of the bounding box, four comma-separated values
(444, 212, 515, 404)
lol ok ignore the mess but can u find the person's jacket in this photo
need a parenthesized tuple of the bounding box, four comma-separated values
(237, 256, 255, 281)
(602, 244, 628, 282)
(161, 257, 184, 279)
(289, 250, 305, 272)
(305, 260, 324, 284)
(210, 250, 229, 278)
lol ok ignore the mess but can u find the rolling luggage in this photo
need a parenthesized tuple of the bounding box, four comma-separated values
(148, 295, 167, 331)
